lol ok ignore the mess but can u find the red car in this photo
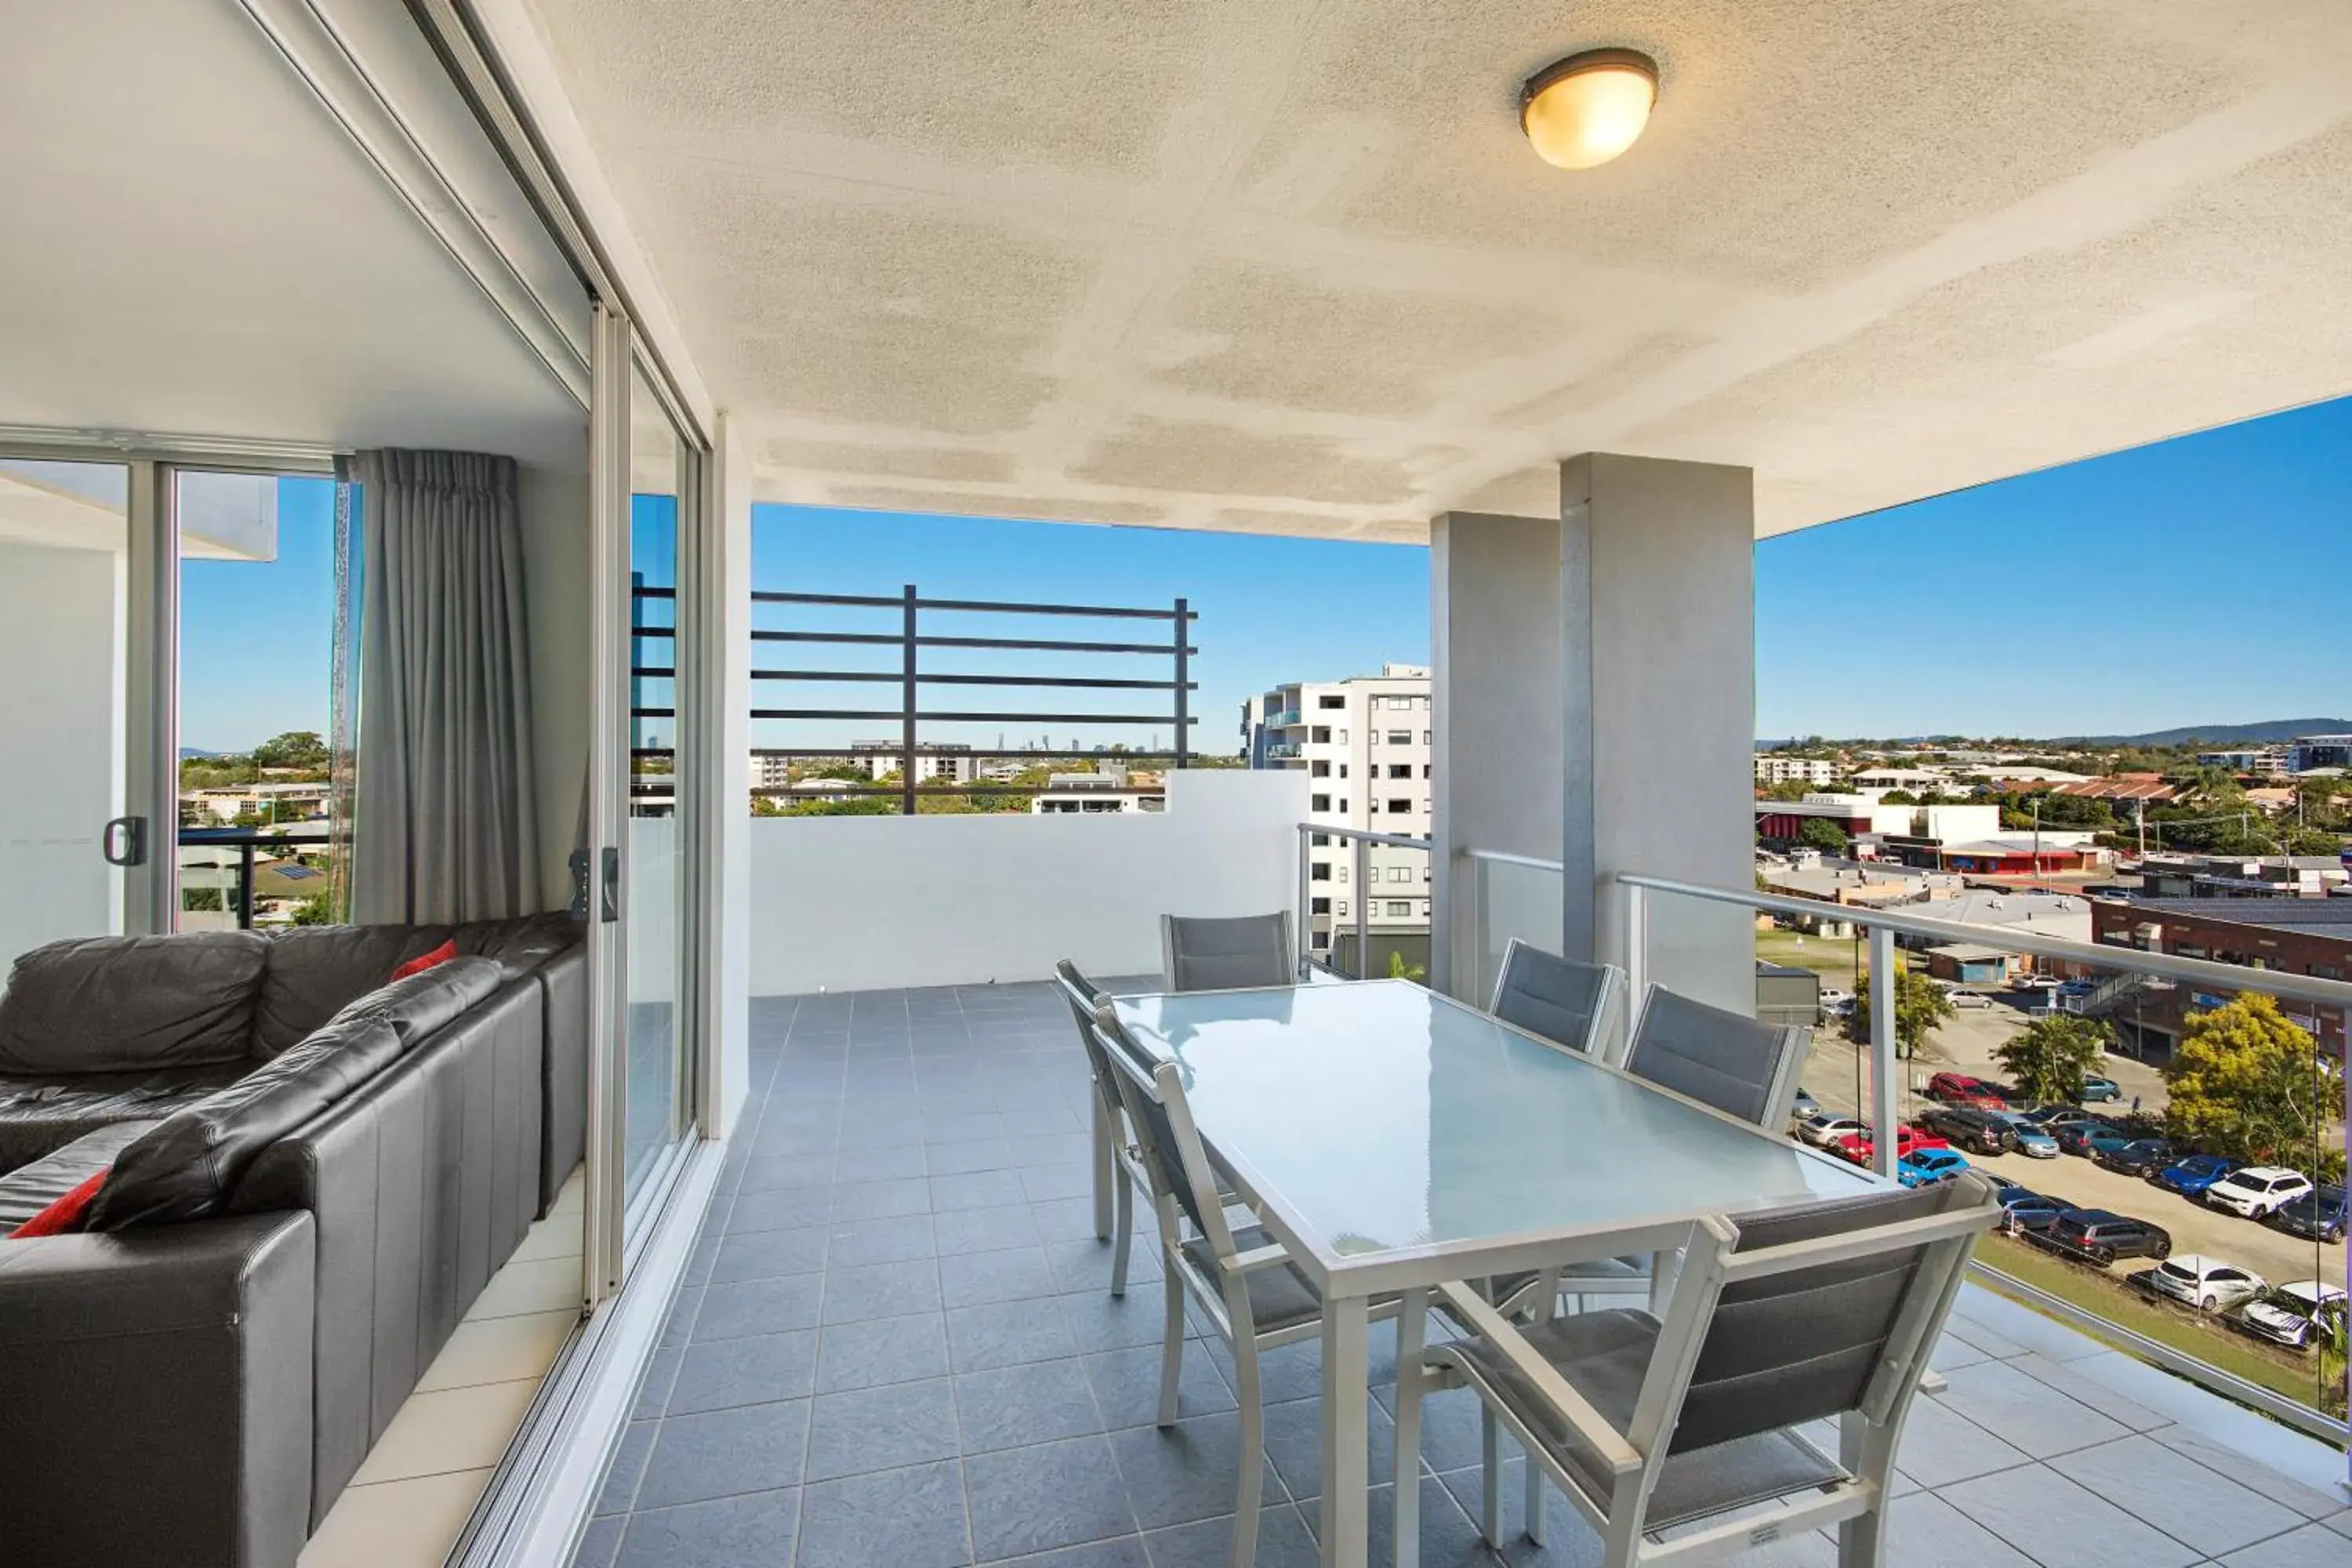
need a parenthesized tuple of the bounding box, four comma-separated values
(1835, 1123, 1952, 1167)
(1926, 1073, 2009, 1111)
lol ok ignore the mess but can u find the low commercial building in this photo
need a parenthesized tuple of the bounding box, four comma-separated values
(1755, 961, 1822, 1027)
(2135, 852, 2350, 900)
(2196, 746, 2291, 777)
(1917, 835, 2113, 876)
(2089, 896, 2350, 1058)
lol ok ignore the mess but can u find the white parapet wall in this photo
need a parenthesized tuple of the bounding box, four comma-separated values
(748, 769, 1310, 995)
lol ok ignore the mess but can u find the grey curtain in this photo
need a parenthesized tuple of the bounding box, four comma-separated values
(352, 449, 540, 924)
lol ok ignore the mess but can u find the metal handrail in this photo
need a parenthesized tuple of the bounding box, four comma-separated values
(1294, 822, 1432, 978)
(1614, 871, 2352, 1014)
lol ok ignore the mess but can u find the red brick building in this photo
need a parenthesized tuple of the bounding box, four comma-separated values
(2089, 896, 2350, 1059)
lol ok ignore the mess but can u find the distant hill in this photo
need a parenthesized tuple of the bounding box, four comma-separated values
(180, 746, 223, 760)
(2053, 719, 2352, 747)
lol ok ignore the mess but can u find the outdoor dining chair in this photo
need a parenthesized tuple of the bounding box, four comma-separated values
(1160, 910, 1296, 992)
(1088, 999, 1400, 1568)
(1623, 983, 1809, 1131)
(1398, 1174, 2000, 1568)
(1054, 960, 1149, 1296)
(1488, 938, 1623, 1057)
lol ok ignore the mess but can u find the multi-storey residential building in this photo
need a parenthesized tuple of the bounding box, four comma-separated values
(2287, 733, 2352, 773)
(1753, 754, 1839, 787)
(849, 739, 977, 783)
(1243, 663, 1432, 965)
(2195, 745, 2292, 776)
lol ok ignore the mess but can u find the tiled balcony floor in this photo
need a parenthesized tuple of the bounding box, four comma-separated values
(575, 982, 2352, 1568)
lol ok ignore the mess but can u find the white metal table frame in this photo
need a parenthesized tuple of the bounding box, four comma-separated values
(1109, 978, 1890, 1568)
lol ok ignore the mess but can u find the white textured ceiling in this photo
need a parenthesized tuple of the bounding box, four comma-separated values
(0, 2, 587, 470)
(518, 1, 2352, 540)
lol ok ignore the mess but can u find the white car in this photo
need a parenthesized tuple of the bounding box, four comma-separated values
(2237, 1281, 2349, 1349)
(1818, 988, 1854, 1009)
(2203, 1167, 2315, 1220)
(1798, 1114, 1866, 1149)
(2143, 1254, 2266, 1313)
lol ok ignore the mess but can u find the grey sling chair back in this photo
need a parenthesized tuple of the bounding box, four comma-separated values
(1397, 1174, 2001, 1568)
(1624, 983, 1809, 1132)
(1489, 938, 1623, 1057)
(1160, 911, 1297, 993)
(1087, 1000, 1400, 1568)
(1054, 959, 1150, 1295)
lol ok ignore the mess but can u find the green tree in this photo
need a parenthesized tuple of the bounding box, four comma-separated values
(1796, 817, 1850, 852)
(289, 894, 333, 927)
(1386, 950, 1427, 982)
(1849, 967, 1954, 1059)
(1877, 789, 1919, 805)
(249, 731, 329, 771)
(2161, 993, 2345, 1178)
(1994, 1014, 2112, 1105)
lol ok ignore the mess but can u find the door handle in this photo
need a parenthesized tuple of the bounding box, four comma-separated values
(600, 846, 620, 923)
(103, 816, 147, 867)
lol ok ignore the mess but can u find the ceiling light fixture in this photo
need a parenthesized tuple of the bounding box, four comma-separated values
(1519, 48, 1658, 169)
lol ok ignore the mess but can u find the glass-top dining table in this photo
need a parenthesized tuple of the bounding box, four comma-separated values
(1103, 978, 1882, 1568)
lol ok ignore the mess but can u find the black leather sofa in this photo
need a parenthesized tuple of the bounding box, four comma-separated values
(0, 914, 586, 1568)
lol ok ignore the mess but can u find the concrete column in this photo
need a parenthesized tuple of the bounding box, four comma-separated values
(699, 416, 755, 1136)
(1565, 454, 1755, 1016)
(1428, 512, 1563, 1000)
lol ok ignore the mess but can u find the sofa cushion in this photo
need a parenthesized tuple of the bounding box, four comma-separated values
(390, 938, 458, 982)
(330, 956, 504, 1048)
(0, 932, 270, 1075)
(85, 1012, 405, 1232)
(454, 910, 580, 975)
(0, 1065, 251, 1174)
(0, 1120, 158, 1232)
(253, 924, 454, 1056)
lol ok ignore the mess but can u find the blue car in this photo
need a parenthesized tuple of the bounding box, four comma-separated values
(1991, 1113, 2060, 1157)
(2157, 1153, 2238, 1198)
(1898, 1148, 1971, 1188)
(2080, 1076, 2122, 1103)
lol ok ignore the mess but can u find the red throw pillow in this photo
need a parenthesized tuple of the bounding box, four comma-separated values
(9, 1167, 109, 1238)
(389, 938, 459, 983)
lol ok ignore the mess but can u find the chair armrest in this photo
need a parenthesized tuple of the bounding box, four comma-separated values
(1434, 1279, 1642, 1476)
(1226, 1243, 1293, 1274)
(0, 1211, 316, 1568)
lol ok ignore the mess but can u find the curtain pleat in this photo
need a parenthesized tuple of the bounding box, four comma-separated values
(352, 449, 540, 925)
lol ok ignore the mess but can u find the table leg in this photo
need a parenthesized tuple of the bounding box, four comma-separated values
(1319, 1293, 1370, 1568)
(1091, 1084, 1114, 1242)
(1390, 1289, 1426, 1568)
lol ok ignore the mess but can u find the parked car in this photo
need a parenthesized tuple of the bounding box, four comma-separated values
(2024, 1105, 2103, 1134)
(1817, 989, 1853, 1010)
(1945, 988, 1993, 1009)
(1835, 1123, 1951, 1167)
(2154, 1154, 2240, 1199)
(1897, 1148, 1972, 1188)
(2037, 1209, 2172, 1265)
(2078, 1075, 2122, 1103)
(2235, 1281, 2350, 1350)
(1918, 1105, 2013, 1156)
(2011, 974, 2061, 992)
(2203, 1167, 2315, 1221)
(1789, 1087, 1822, 1126)
(2267, 1185, 2348, 1244)
(2094, 1138, 2176, 1178)
(1925, 1073, 2009, 1110)
(2141, 1254, 2267, 1313)
(1797, 1113, 1867, 1149)
(1996, 1191, 2076, 1236)
(1989, 1112, 2060, 1158)
(2071, 1123, 2148, 1162)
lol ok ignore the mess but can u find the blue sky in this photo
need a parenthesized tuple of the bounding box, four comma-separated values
(179, 395, 2350, 753)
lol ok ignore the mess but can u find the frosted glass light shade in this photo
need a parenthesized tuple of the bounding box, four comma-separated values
(1521, 50, 1658, 170)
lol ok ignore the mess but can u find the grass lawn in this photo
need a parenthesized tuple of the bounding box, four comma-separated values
(1973, 1232, 2339, 1417)
(1754, 927, 1864, 991)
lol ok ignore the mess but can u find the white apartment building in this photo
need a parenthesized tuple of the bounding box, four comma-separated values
(849, 739, 977, 784)
(1243, 662, 1432, 964)
(1754, 755, 1839, 787)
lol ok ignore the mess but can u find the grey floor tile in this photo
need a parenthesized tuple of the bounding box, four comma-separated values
(1109, 1412, 1287, 1531)
(998, 1105, 1087, 1138)
(829, 1213, 938, 1267)
(1260, 1393, 1399, 1504)
(592, 1420, 656, 1516)
(1375, 1383, 1516, 1477)
(948, 1297, 1082, 1371)
(2223, 1521, 2352, 1564)
(935, 1170, 1034, 1211)
(966, 1434, 1140, 1561)
(695, 1274, 825, 1341)
(660, 1287, 702, 1350)
(667, 1329, 818, 1414)
(1062, 1287, 1180, 1355)
(1047, 1236, 1162, 1296)
(798, 1460, 972, 1568)
(737, 1154, 835, 1194)
(632, 1343, 683, 1421)
(980, 1535, 1149, 1568)
(1021, 1164, 1096, 1203)
(823, 1257, 946, 1323)
(956, 1358, 1105, 1453)
(1142, 1504, 1321, 1568)
(1930, 1357, 2136, 1458)
(834, 1145, 931, 1183)
(834, 1177, 935, 1221)
(1344, 1476, 1496, 1568)
(1084, 1344, 1238, 1428)
(924, 1112, 1008, 1144)
(1032, 1196, 1116, 1242)
(728, 1186, 834, 1235)
(804, 1377, 963, 1482)
(570, 1514, 624, 1568)
(941, 1244, 1062, 1306)
(930, 1138, 1018, 1174)
(2049, 1434, 2310, 1558)
(615, 1488, 800, 1568)
(1011, 1132, 1094, 1167)
(936, 1203, 1046, 1256)
(1943, 1460, 2201, 1568)
(1884, 1395, 2035, 1488)
(816, 1311, 953, 1392)
(2002, 1352, 2170, 1432)
(636, 1399, 811, 1509)
(710, 1224, 829, 1284)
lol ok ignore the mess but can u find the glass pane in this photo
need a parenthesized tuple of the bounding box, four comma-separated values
(0, 458, 132, 968)
(624, 363, 685, 1207)
(174, 471, 348, 931)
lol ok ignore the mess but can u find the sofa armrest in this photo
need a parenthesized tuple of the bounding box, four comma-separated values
(0, 1211, 315, 1568)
